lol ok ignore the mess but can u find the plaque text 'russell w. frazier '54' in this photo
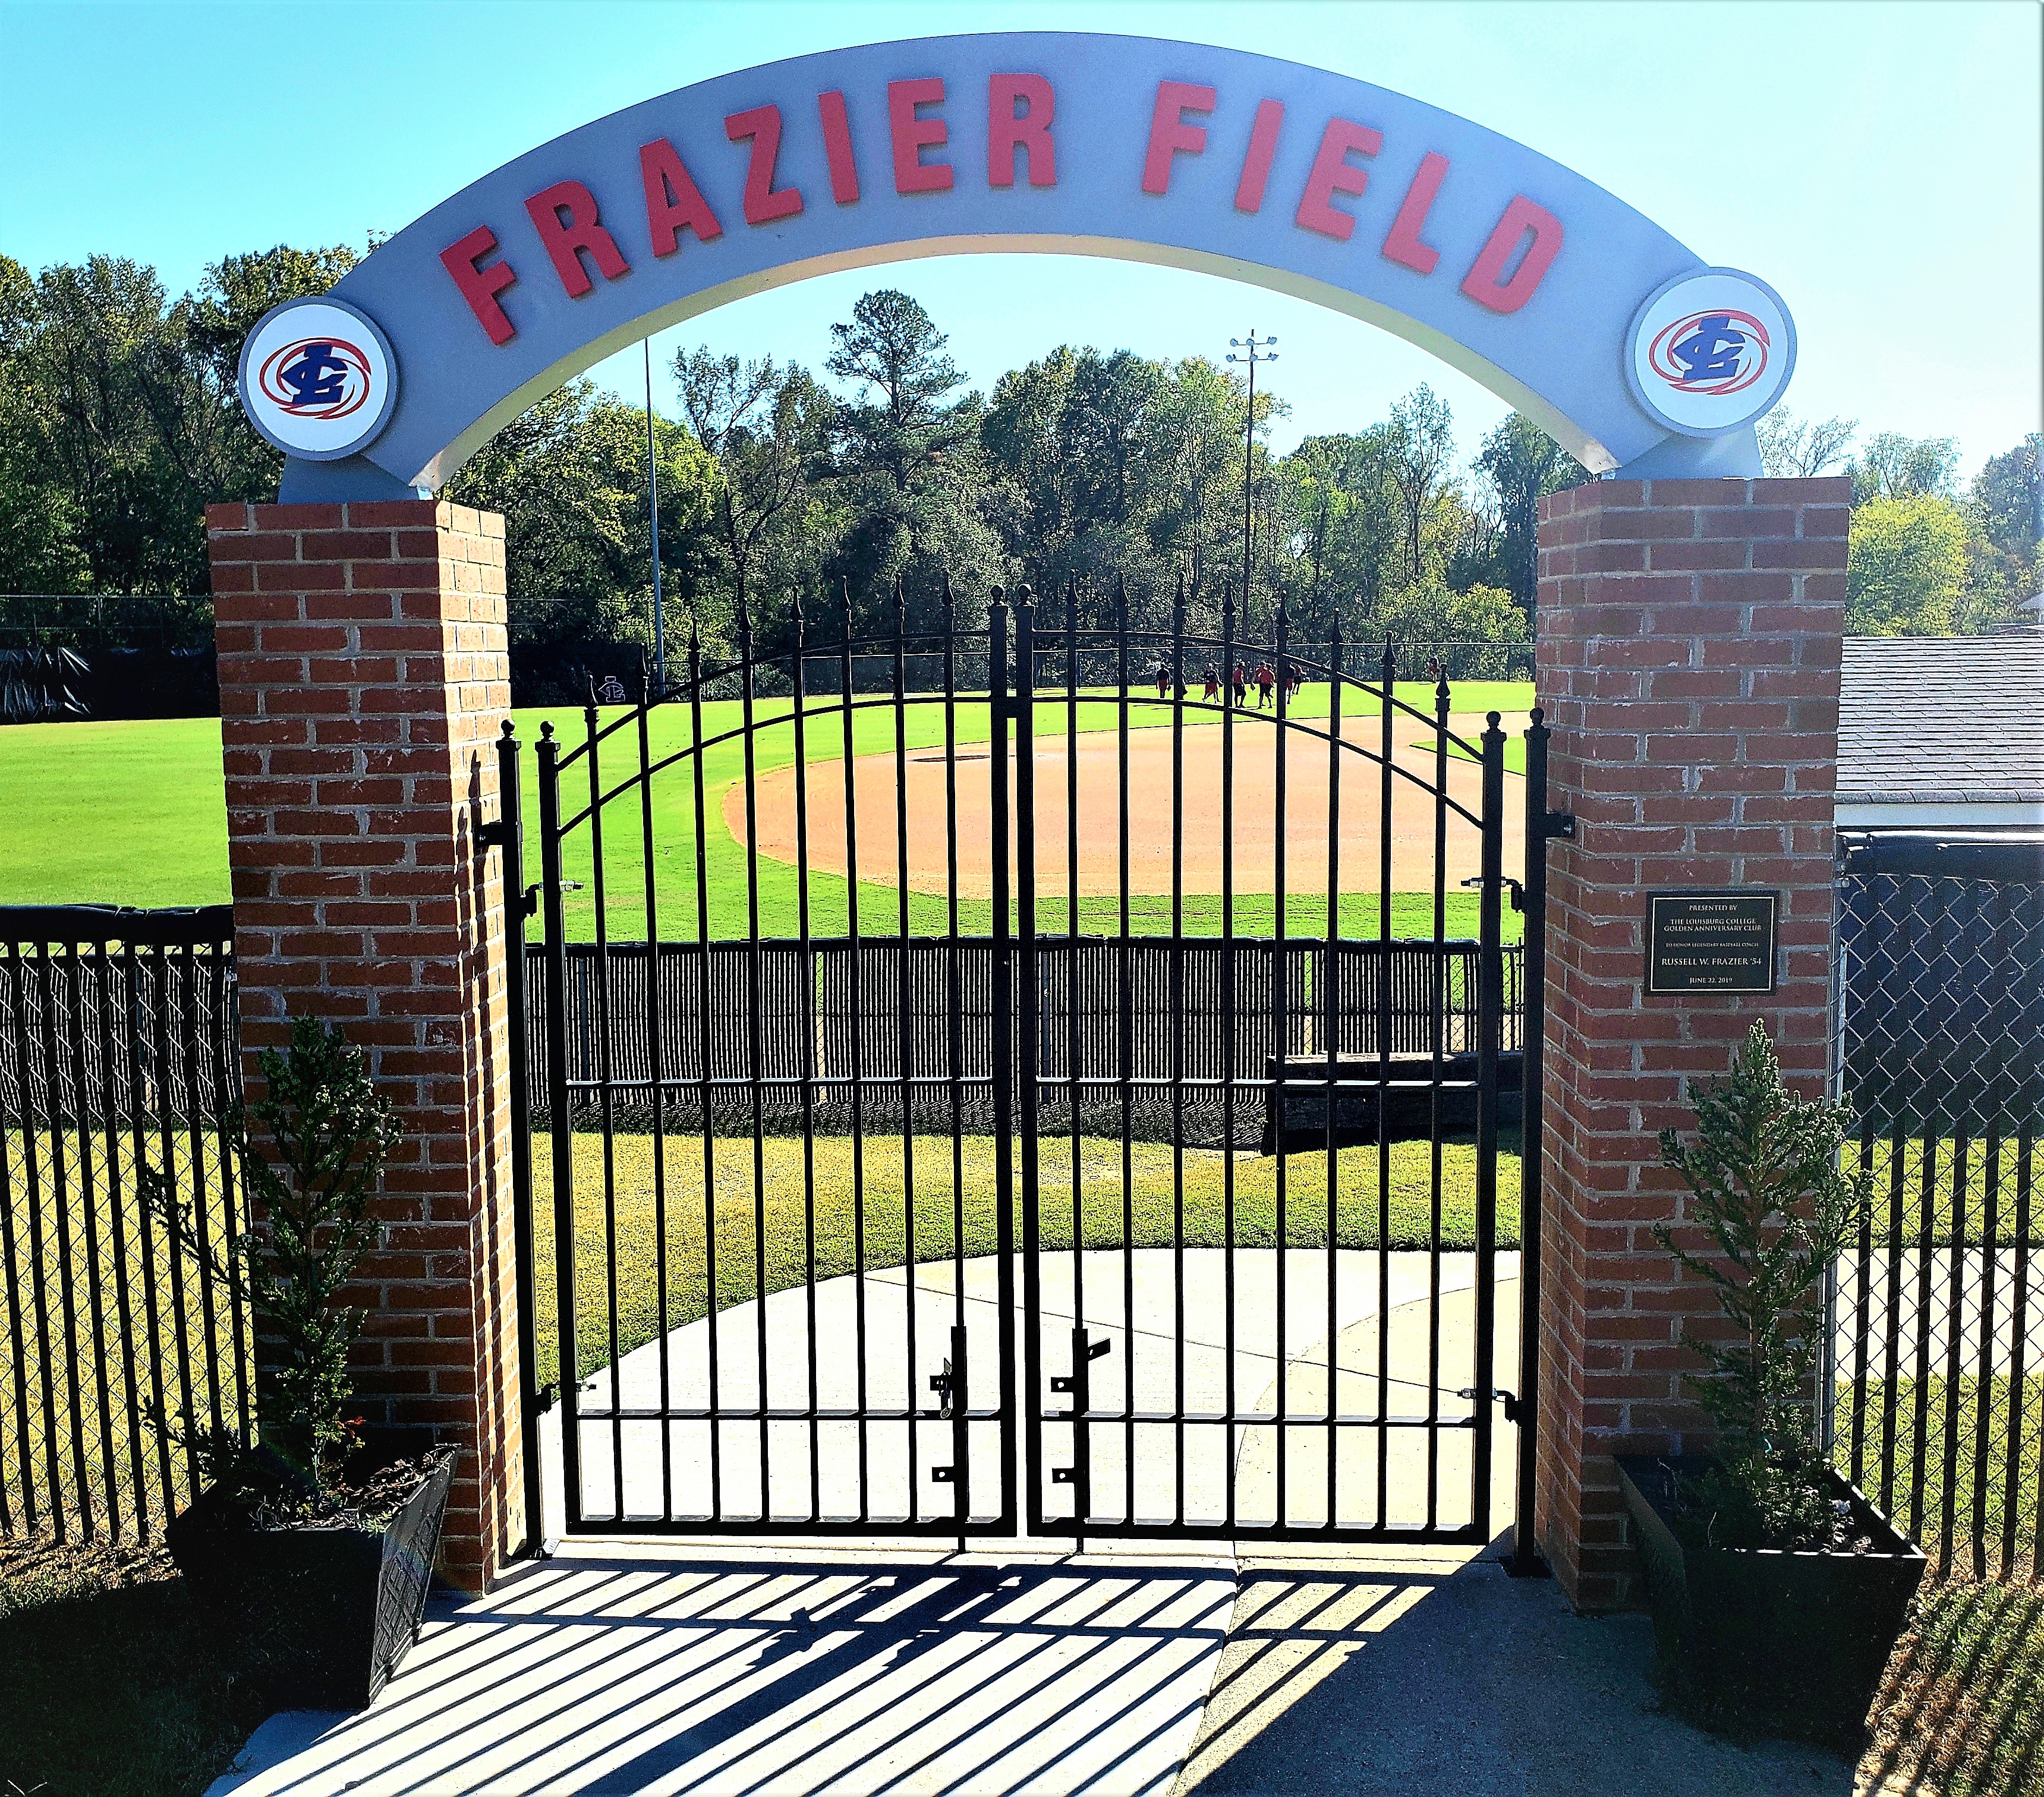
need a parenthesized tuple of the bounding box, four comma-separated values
(1645, 892, 1779, 994)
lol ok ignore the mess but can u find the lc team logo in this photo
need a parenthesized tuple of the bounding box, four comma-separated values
(1648, 310, 1770, 398)
(257, 336, 376, 421)
(237, 298, 399, 462)
(1624, 269, 1794, 439)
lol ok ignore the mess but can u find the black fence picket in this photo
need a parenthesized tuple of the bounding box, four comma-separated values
(0, 904, 247, 1543)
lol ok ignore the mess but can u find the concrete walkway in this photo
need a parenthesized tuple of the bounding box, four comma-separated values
(205, 1259, 1885, 1795)
(571, 1249, 1513, 1533)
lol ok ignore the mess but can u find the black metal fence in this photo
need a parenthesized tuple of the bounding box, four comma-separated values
(1829, 834, 2044, 1578)
(528, 934, 1525, 1146)
(0, 905, 248, 1543)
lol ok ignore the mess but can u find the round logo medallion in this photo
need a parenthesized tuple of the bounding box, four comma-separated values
(237, 297, 399, 461)
(1624, 268, 1795, 438)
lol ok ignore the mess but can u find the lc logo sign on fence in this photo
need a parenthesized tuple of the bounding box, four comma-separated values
(241, 32, 1796, 500)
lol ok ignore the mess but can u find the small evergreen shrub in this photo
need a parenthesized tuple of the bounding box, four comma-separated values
(146, 1016, 398, 1506)
(1654, 1021, 1872, 1550)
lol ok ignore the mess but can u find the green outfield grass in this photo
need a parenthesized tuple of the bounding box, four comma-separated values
(0, 680, 1535, 942)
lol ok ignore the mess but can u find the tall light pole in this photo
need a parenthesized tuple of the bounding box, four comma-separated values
(644, 336, 666, 693)
(1227, 330, 1277, 626)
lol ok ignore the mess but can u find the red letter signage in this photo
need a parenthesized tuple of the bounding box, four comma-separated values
(725, 106, 804, 225)
(1461, 194, 1564, 313)
(1234, 99, 1284, 213)
(639, 140, 724, 256)
(988, 72, 1056, 188)
(1295, 118, 1382, 240)
(819, 90, 860, 204)
(1141, 81, 1215, 195)
(889, 77, 953, 194)
(439, 225, 518, 346)
(524, 181, 630, 298)
(1381, 151, 1449, 275)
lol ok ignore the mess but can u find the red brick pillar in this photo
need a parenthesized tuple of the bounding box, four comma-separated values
(1531, 475, 1848, 1609)
(206, 499, 521, 1592)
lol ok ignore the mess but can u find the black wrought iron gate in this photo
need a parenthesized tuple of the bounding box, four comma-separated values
(499, 586, 1552, 1553)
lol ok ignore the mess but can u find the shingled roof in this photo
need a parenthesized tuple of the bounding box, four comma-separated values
(1840, 635, 2044, 803)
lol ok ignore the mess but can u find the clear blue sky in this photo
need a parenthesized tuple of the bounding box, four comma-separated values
(2, 1, 2037, 477)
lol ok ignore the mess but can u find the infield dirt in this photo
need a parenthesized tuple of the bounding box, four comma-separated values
(732, 711, 1529, 902)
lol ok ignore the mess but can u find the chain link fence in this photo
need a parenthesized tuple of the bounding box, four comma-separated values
(1829, 833, 2044, 1579)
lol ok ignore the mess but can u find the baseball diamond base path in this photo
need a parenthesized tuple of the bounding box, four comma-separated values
(730, 715, 1529, 904)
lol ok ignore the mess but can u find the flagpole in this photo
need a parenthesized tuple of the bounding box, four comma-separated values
(644, 336, 666, 693)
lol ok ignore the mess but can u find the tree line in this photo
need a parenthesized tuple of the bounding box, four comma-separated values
(1, 244, 2035, 690)
(1759, 411, 2040, 636)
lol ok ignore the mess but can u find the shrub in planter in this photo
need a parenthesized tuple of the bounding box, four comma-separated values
(147, 1017, 458, 1710)
(1617, 1022, 1925, 1748)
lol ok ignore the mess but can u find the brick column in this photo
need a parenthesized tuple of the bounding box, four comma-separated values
(1532, 475, 1848, 1609)
(206, 499, 521, 1592)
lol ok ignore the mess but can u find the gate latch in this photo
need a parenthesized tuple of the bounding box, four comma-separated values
(1460, 1386, 1528, 1424)
(1050, 1335, 1110, 1394)
(1460, 874, 1528, 915)
(930, 1359, 956, 1420)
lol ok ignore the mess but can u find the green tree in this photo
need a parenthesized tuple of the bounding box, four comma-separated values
(1850, 431, 1961, 505)
(824, 291, 1004, 629)
(1274, 428, 1402, 630)
(827, 289, 975, 494)
(447, 379, 716, 680)
(0, 245, 354, 598)
(1473, 411, 1590, 616)
(1378, 574, 1529, 672)
(1847, 494, 1967, 634)
(1384, 384, 1454, 584)
(674, 348, 837, 626)
(1755, 408, 1857, 479)
(1958, 434, 2041, 632)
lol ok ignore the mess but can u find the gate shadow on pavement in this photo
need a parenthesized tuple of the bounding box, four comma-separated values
(207, 1551, 1239, 1796)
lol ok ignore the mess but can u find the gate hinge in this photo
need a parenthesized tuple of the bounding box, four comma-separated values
(1460, 1386, 1528, 1424)
(479, 818, 516, 852)
(1541, 810, 1576, 841)
(529, 1382, 558, 1417)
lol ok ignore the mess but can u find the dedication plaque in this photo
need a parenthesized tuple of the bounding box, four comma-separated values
(1645, 891, 1779, 994)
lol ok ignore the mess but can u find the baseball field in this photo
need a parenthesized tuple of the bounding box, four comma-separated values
(0, 679, 1533, 942)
